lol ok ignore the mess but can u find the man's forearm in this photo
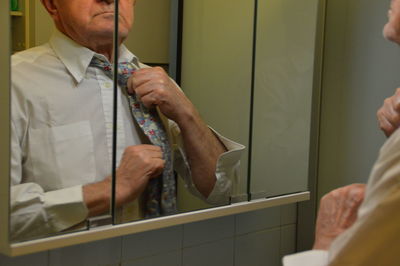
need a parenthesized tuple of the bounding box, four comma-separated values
(177, 110, 227, 198)
(82, 178, 112, 217)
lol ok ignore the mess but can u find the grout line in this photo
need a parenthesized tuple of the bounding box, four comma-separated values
(118, 236, 123, 265)
(47, 249, 50, 266)
(235, 225, 283, 238)
(233, 214, 237, 266)
(180, 224, 184, 266)
(181, 236, 234, 250)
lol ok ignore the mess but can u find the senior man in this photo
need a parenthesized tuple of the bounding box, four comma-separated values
(10, 0, 243, 241)
(283, 0, 400, 264)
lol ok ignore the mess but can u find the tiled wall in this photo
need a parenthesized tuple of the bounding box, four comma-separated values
(0, 204, 297, 266)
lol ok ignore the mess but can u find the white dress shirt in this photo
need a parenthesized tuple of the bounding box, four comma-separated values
(283, 127, 400, 266)
(10, 30, 245, 241)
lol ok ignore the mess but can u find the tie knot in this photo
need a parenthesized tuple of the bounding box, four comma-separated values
(117, 62, 137, 85)
(90, 56, 113, 72)
(118, 62, 136, 75)
(90, 57, 137, 87)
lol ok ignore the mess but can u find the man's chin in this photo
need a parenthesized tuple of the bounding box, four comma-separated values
(90, 24, 115, 35)
(95, 13, 115, 20)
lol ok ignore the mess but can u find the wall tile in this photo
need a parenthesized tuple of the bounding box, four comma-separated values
(235, 228, 280, 266)
(0, 252, 48, 266)
(121, 250, 181, 266)
(48, 237, 121, 266)
(235, 207, 281, 235)
(183, 216, 234, 247)
(182, 238, 234, 266)
(121, 226, 183, 261)
(280, 224, 296, 257)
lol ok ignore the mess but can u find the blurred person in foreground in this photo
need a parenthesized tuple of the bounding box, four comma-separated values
(284, 0, 400, 265)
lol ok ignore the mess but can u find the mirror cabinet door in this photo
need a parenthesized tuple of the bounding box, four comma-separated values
(250, 0, 319, 199)
(10, 0, 115, 242)
(178, 0, 254, 209)
(112, 0, 174, 224)
(114, 0, 253, 223)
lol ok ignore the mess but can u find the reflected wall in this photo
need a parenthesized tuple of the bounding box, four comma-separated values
(250, 0, 318, 199)
(180, 0, 254, 209)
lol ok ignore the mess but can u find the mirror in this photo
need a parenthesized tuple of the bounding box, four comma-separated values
(9, 0, 246, 241)
(10, 0, 116, 242)
(249, 0, 318, 199)
(114, 0, 246, 225)
(7, 0, 317, 245)
(176, 0, 254, 211)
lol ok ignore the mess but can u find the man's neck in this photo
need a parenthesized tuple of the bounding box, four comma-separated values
(57, 27, 120, 62)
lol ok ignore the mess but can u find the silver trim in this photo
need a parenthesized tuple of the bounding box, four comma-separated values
(230, 194, 249, 203)
(8, 192, 309, 256)
(250, 191, 268, 200)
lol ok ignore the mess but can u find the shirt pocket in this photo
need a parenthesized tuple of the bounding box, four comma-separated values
(29, 121, 96, 191)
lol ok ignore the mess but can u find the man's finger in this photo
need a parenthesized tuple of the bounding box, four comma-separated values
(149, 158, 165, 178)
(379, 115, 396, 137)
(129, 67, 167, 89)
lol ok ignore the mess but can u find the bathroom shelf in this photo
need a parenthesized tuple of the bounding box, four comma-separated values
(10, 0, 33, 53)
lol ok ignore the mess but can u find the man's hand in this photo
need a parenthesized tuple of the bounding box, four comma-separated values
(377, 88, 400, 137)
(128, 66, 226, 199)
(83, 145, 164, 216)
(115, 145, 165, 205)
(127, 67, 197, 124)
(313, 184, 366, 250)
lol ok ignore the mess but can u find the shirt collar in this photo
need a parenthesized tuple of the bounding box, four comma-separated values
(49, 30, 139, 84)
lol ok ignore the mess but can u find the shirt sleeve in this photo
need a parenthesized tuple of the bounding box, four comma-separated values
(10, 120, 88, 242)
(283, 250, 328, 266)
(168, 120, 245, 205)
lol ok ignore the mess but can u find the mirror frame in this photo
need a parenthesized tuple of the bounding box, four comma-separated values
(0, 0, 11, 256)
(0, 0, 311, 257)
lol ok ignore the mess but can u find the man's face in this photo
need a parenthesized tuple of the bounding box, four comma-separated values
(384, 0, 400, 44)
(47, 0, 135, 45)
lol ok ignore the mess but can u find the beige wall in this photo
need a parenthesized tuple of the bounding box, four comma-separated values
(318, 0, 394, 198)
(124, 0, 171, 64)
(34, 1, 54, 46)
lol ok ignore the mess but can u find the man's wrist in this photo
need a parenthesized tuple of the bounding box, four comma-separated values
(82, 178, 112, 217)
(312, 237, 332, 250)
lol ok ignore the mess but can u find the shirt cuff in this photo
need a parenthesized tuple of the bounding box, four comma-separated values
(206, 128, 245, 204)
(44, 185, 89, 232)
(283, 250, 329, 266)
(172, 126, 245, 205)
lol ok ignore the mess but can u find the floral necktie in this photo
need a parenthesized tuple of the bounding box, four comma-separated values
(90, 56, 177, 217)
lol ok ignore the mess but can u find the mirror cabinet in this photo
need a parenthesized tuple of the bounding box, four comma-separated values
(1, 0, 319, 256)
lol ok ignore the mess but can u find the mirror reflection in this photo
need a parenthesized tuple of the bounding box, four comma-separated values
(10, 0, 245, 241)
(112, 0, 245, 224)
(10, 0, 117, 242)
